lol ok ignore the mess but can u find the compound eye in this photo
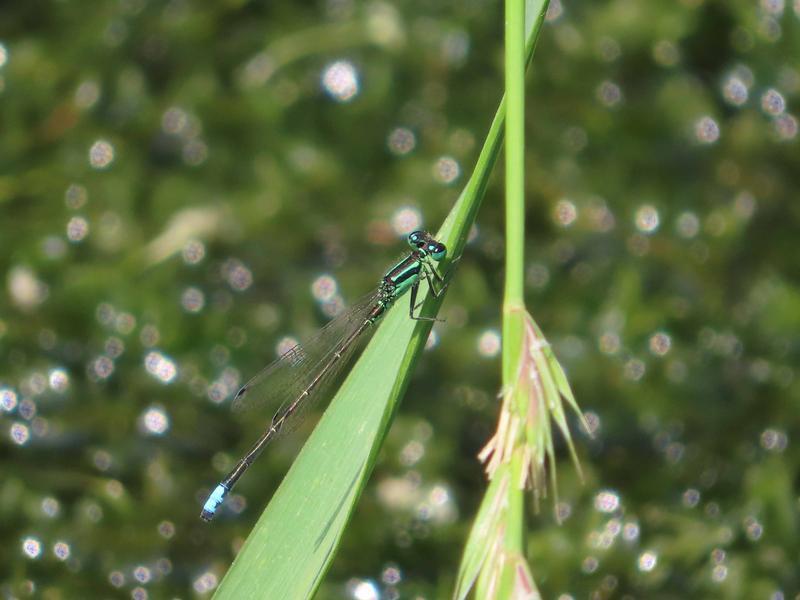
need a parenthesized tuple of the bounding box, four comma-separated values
(408, 230, 425, 247)
(430, 243, 447, 261)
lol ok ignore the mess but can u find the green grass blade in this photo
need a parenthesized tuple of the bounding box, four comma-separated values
(214, 303, 431, 599)
(213, 62, 510, 600)
(213, 3, 555, 595)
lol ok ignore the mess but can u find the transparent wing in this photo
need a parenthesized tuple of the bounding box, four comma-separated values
(230, 290, 381, 437)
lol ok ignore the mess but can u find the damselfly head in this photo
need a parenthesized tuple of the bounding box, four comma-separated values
(408, 231, 446, 261)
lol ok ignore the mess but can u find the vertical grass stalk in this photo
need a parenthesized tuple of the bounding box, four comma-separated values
(454, 0, 592, 597)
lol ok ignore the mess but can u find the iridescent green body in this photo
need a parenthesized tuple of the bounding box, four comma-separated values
(368, 253, 425, 321)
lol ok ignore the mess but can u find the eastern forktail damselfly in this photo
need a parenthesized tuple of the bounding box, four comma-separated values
(200, 230, 448, 521)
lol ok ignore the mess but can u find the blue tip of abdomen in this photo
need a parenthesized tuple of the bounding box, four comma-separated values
(200, 484, 229, 522)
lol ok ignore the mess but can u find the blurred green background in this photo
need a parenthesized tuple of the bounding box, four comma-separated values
(1, 0, 798, 598)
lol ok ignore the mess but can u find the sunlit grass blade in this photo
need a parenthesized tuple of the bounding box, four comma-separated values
(212, 37, 516, 600)
(213, 0, 557, 591)
(214, 302, 432, 598)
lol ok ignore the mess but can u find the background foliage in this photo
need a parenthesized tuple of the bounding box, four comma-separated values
(1, 0, 798, 598)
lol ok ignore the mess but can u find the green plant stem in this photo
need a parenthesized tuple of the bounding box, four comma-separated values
(501, 0, 527, 407)
(502, 0, 533, 392)
(503, 448, 526, 566)
(500, 0, 545, 592)
(504, 0, 526, 309)
(500, 0, 528, 592)
(452, 4, 556, 597)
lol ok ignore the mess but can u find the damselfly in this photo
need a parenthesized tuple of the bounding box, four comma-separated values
(200, 230, 448, 521)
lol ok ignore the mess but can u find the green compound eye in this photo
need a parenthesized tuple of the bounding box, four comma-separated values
(428, 243, 446, 261)
(407, 230, 425, 248)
